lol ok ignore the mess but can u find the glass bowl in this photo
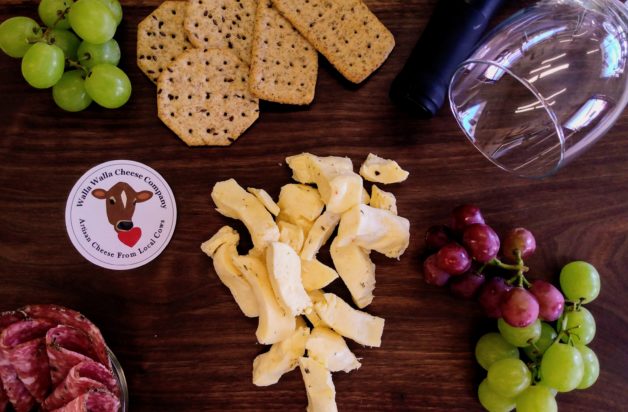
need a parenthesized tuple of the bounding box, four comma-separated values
(108, 347, 129, 412)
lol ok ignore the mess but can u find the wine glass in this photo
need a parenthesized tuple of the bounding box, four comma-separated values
(448, 0, 628, 178)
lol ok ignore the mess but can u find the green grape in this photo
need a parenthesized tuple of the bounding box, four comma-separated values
(85, 64, 131, 109)
(576, 345, 599, 389)
(478, 379, 515, 412)
(53, 70, 92, 112)
(487, 358, 531, 398)
(69, 0, 116, 44)
(559, 307, 596, 345)
(48, 29, 80, 60)
(38, 0, 72, 29)
(523, 322, 557, 360)
(515, 385, 557, 412)
(96, 0, 123, 26)
(21, 42, 65, 89)
(498, 318, 541, 347)
(540, 342, 584, 392)
(475, 333, 519, 371)
(560, 261, 601, 303)
(77, 39, 120, 69)
(0, 17, 43, 58)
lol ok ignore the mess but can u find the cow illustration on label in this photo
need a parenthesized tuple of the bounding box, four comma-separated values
(91, 182, 153, 247)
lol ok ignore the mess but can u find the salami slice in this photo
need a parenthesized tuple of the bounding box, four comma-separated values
(20, 305, 109, 368)
(43, 361, 118, 411)
(46, 326, 99, 386)
(0, 319, 54, 404)
(0, 312, 35, 412)
(51, 389, 120, 412)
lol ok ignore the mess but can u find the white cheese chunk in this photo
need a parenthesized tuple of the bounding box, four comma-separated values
(306, 327, 361, 373)
(233, 255, 296, 344)
(330, 237, 376, 309)
(200, 229, 260, 318)
(301, 259, 339, 291)
(286, 153, 353, 184)
(277, 184, 325, 233)
(253, 324, 310, 386)
(211, 179, 280, 251)
(278, 220, 305, 253)
(336, 204, 410, 259)
(314, 293, 384, 347)
(247, 187, 280, 216)
(299, 357, 338, 412)
(305, 290, 328, 328)
(300, 211, 340, 261)
(359, 153, 409, 184)
(266, 242, 312, 316)
(369, 185, 398, 215)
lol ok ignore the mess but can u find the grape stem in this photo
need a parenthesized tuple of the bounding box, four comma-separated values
(66, 59, 88, 74)
(488, 258, 529, 273)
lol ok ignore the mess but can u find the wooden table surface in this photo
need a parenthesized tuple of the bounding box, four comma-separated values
(1, 0, 627, 411)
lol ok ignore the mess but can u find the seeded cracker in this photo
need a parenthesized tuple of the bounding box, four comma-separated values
(157, 48, 260, 146)
(249, 0, 318, 105)
(271, 0, 395, 84)
(137, 1, 192, 84)
(185, 0, 257, 64)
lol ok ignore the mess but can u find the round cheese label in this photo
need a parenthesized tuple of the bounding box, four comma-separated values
(65, 160, 177, 270)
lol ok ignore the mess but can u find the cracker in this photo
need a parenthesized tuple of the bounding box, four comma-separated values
(137, 1, 192, 84)
(271, 0, 395, 83)
(184, 0, 257, 64)
(249, 0, 318, 104)
(157, 48, 260, 146)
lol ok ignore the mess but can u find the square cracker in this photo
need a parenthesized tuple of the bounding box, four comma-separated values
(157, 48, 260, 146)
(249, 0, 318, 105)
(137, 1, 192, 83)
(271, 0, 395, 83)
(184, 0, 257, 64)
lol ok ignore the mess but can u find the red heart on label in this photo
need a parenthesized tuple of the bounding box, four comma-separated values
(118, 227, 142, 247)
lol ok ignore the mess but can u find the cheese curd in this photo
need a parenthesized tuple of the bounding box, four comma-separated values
(201, 227, 259, 318)
(330, 237, 376, 309)
(359, 153, 409, 184)
(277, 184, 325, 235)
(211, 179, 280, 252)
(305, 290, 328, 328)
(370, 185, 397, 215)
(253, 324, 310, 386)
(266, 242, 312, 316)
(247, 187, 280, 216)
(233, 254, 296, 344)
(299, 357, 338, 412)
(278, 220, 305, 253)
(300, 211, 341, 261)
(301, 259, 339, 292)
(306, 327, 361, 373)
(314, 293, 384, 347)
(336, 204, 410, 259)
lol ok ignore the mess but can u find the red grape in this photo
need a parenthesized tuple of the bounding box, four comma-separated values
(502, 228, 536, 262)
(500, 288, 540, 327)
(423, 255, 451, 286)
(450, 271, 486, 299)
(529, 280, 565, 321)
(478, 277, 512, 318)
(462, 223, 501, 263)
(436, 243, 471, 275)
(425, 225, 452, 251)
(451, 204, 485, 232)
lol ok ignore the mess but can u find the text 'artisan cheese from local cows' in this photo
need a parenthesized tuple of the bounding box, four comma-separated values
(202, 152, 411, 411)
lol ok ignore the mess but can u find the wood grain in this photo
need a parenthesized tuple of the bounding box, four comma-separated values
(1, 0, 627, 411)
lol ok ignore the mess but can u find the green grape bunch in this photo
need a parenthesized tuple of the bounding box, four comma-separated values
(0, 0, 131, 112)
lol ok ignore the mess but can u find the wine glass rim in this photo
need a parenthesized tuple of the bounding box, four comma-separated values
(448, 58, 566, 179)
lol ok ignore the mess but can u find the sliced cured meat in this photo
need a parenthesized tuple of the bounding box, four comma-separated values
(46, 326, 99, 386)
(20, 305, 110, 368)
(43, 361, 118, 410)
(0, 312, 35, 412)
(51, 389, 120, 412)
(0, 319, 54, 404)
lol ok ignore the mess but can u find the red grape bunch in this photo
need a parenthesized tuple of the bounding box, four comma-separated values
(0, 0, 131, 111)
(422, 205, 602, 412)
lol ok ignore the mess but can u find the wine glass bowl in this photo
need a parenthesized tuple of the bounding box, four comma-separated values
(448, 0, 628, 177)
